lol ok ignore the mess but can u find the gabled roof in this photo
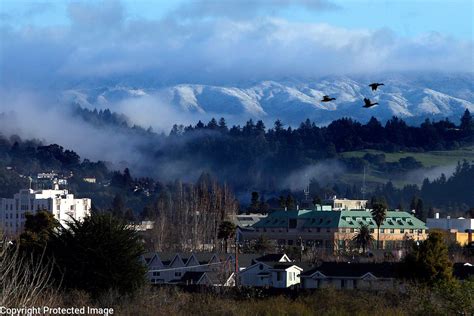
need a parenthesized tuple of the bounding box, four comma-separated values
(453, 262, 474, 280)
(254, 253, 291, 263)
(300, 262, 399, 278)
(271, 263, 303, 271)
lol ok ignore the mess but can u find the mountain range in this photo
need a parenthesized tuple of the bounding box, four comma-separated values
(62, 73, 474, 127)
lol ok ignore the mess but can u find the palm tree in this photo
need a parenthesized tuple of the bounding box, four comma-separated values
(218, 221, 236, 253)
(353, 224, 374, 254)
(371, 201, 387, 249)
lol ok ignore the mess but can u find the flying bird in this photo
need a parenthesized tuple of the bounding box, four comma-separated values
(321, 95, 336, 102)
(363, 98, 378, 108)
(369, 83, 384, 91)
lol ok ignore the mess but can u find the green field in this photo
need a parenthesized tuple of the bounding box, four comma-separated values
(338, 146, 474, 188)
(341, 146, 474, 168)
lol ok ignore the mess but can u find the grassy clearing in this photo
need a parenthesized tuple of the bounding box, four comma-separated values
(341, 146, 474, 168)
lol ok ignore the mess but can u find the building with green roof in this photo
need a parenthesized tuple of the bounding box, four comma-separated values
(241, 208, 427, 252)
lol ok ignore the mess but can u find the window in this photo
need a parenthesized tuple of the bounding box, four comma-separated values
(400, 229, 405, 233)
(316, 228, 320, 232)
(289, 219, 297, 228)
(409, 229, 414, 233)
(277, 272, 282, 281)
(390, 229, 394, 234)
(152, 271, 160, 276)
(175, 272, 182, 277)
(380, 228, 385, 233)
(350, 228, 354, 233)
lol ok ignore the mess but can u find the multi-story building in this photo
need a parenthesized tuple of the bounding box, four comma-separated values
(0, 185, 91, 237)
(324, 196, 368, 210)
(427, 213, 474, 245)
(241, 208, 427, 252)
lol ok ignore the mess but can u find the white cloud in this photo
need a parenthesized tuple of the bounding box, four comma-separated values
(0, 0, 472, 89)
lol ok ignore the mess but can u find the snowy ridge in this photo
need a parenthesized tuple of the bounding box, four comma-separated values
(62, 74, 474, 125)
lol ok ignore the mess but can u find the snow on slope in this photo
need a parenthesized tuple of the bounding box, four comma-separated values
(63, 75, 474, 126)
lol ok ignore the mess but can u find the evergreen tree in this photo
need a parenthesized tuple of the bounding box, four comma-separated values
(400, 231, 453, 284)
(460, 109, 473, 133)
(111, 194, 126, 218)
(217, 221, 236, 253)
(19, 211, 59, 254)
(286, 195, 296, 210)
(50, 214, 146, 296)
(250, 191, 260, 213)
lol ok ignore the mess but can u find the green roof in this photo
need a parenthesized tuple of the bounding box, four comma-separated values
(253, 209, 426, 230)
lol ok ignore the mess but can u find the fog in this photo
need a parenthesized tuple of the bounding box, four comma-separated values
(282, 160, 345, 191)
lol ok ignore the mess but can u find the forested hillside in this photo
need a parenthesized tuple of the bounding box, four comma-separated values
(0, 110, 473, 217)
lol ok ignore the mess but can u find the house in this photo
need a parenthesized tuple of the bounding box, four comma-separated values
(144, 252, 236, 286)
(453, 263, 474, 281)
(177, 271, 235, 287)
(300, 262, 398, 290)
(83, 177, 97, 184)
(238, 253, 304, 288)
(241, 208, 428, 252)
(239, 261, 303, 288)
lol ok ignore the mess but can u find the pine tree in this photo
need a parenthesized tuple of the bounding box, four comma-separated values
(250, 192, 260, 213)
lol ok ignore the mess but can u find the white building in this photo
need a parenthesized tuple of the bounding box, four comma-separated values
(427, 214, 474, 232)
(238, 254, 303, 288)
(324, 196, 368, 210)
(0, 186, 91, 237)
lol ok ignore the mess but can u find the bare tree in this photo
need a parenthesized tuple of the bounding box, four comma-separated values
(0, 242, 59, 307)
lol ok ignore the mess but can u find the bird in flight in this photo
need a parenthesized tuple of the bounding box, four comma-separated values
(369, 83, 384, 91)
(321, 95, 336, 102)
(363, 98, 378, 108)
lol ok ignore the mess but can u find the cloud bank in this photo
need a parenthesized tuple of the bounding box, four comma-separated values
(0, 0, 472, 90)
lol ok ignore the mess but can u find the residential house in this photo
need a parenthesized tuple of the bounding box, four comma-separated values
(300, 262, 398, 290)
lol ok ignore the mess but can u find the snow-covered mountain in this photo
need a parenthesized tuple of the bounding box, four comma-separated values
(62, 74, 474, 126)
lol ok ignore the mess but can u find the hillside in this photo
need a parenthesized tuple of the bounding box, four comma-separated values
(62, 73, 474, 127)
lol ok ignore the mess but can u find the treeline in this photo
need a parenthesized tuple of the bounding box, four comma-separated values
(371, 160, 474, 218)
(153, 110, 473, 190)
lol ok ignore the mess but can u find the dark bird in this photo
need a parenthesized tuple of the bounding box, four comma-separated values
(369, 83, 384, 91)
(321, 95, 336, 102)
(363, 98, 378, 108)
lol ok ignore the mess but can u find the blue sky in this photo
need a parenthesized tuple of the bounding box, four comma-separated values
(0, 0, 472, 87)
(1, 0, 472, 39)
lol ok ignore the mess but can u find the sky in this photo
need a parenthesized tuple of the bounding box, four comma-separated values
(0, 0, 472, 87)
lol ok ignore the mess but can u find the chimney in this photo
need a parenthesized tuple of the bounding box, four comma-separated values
(435, 213, 439, 219)
(447, 216, 451, 219)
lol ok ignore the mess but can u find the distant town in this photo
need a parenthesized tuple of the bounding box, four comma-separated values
(1, 174, 472, 292)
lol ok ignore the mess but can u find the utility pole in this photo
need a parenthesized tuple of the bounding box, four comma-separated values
(235, 233, 239, 287)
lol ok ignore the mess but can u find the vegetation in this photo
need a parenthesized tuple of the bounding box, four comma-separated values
(352, 224, 374, 254)
(49, 214, 146, 296)
(370, 199, 387, 249)
(400, 231, 453, 285)
(218, 221, 236, 253)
